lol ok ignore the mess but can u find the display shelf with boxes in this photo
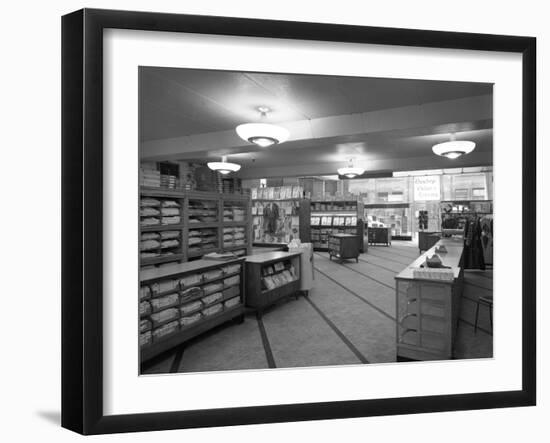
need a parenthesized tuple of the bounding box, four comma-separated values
(139, 188, 252, 267)
(250, 186, 310, 246)
(244, 251, 302, 318)
(139, 258, 246, 363)
(309, 198, 365, 252)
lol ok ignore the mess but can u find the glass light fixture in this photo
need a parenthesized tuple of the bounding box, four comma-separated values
(432, 134, 476, 159)
(207, 156, 241, 175)
(236, 106, 290, 147)
(337, 158, 365, 178)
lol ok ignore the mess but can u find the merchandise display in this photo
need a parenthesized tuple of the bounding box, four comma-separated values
(139, 188, 252, 267)
(310, 199, 364, 251)
(251, 187, 310, 245)
(139, 258, 245, 363)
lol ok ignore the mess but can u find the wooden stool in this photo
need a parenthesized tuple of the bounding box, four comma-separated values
(474, 295, 493, 333)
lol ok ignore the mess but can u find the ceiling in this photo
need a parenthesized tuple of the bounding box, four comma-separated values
(139, 67, 493, 178)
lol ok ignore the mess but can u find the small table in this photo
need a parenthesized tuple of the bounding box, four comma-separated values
(328, 234, 360, 263)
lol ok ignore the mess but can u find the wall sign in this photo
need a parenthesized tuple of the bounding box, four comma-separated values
(414, 176, 441, 201)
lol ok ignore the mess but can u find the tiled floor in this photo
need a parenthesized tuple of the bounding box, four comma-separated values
(141, 241, 493, 374)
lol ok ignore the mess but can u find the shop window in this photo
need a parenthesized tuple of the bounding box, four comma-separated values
(454, 188, 469, 200)
(472, 188, 486, 199)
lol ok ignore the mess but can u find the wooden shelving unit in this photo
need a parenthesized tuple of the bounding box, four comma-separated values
(139, 258, 246, 363)
(140, 188, 252, 267)
(244, 251, 302, 318)
(310, 199, 364, 252)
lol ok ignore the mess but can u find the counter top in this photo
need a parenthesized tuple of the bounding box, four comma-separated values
(244, 251, 302, 264)
(395, 238, 464, 281)
(140, 257, 244, 282)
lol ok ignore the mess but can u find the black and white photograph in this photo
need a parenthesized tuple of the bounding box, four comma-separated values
(138, 68, 495, 375)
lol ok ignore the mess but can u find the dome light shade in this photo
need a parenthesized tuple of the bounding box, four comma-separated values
(337, 159, 365, 178)
(207, 156, 241, 175)
(236, 122, 289, 147)
(432, 137, 476, 159)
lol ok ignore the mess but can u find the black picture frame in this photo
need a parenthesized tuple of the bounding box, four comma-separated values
(61, 8, 536, 435)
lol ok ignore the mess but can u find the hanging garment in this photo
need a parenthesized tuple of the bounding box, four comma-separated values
(463, 217, 486, 270)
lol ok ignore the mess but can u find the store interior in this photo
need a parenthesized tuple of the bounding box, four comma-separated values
(138, 67, 494, 374)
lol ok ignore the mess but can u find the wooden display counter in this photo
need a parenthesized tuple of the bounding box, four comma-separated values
(368, 226, 391, 246)
(395, 238, 464, 361)
(139, 258, 245, 363)
(245, 251, 302, 317)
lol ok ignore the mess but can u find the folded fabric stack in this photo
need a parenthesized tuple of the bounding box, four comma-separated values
(140, 168, 161, 187)
(188, 200, 218, 223)
(150, 308, 179, 327)
(140, 301, 151, 316)
(140, 251, 160, 259)
(140, 207, 160, 217)
(150, 279, 178, 295)
(203, 268, 223, 281)
(160, 173, 177, 189)
(161, 239, 179, 249)
(221, 263, 241, 275)
(180, 300, 202, 315)
(140, 239, 160, 251)
(141, 198, 160, 207)
(222, 204, 246, 222)
(202, 291, 223, 306)
(224, 297, 240, 309)
(188, 228, 218, 254)
(140, 331, 152, 347)
(152, 320, 179, 341)
(139, 286, 151, 301)
(180, 312, 202, 327)
(223, 275, 240, 288)
(203, 282, 223, 295)
(141, 217, 160, 227)
(202, 303, 223, 317)
(161, 215, 181, 225)
(222, 226, 246, 247)
(140, 319, 152, 333)
(160, 230, 179, 240)
(180, 286, 203, 303)
(179, 273, 202, 288)
(150, 293, 179, 312)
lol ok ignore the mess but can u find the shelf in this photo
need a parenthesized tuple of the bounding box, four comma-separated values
(140, 305, 245, 362)
(187, 221, 219, 228)
(140, 254, 185, 266)
(261, 278, 299, 294)
(223, 221, 248, 227)
(141, 223, 184, 232)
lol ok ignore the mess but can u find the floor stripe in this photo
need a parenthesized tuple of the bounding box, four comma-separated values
(315, 252, 396, 287)
(304, 296, 370, 364)
(314, 266, 396, 322)
(459, 318, 493, 336)
(257, 316, 276, 368)
(170, 346, 185, 373)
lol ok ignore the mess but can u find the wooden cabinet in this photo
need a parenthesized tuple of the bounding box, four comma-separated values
(367, 226, 391, 246)
(328, 234, 360, 263)
(139, 258, 246, 363)
(140, 188, 252, 267)
(244, 251, 302, 317)
(395, 239, 464, 361)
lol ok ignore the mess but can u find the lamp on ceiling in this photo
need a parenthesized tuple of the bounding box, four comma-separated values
(432, 133, 476, 159)
(337, 158, 365, 179)
(236, 106, 290, 148)
(207, 156, 241, 175)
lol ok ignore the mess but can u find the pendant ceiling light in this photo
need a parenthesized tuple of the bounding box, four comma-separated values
(432, 133, 476, 160)
(207, 156, 241, 175)
(236, 106, 290, 148)
(337, 158, 365, 179)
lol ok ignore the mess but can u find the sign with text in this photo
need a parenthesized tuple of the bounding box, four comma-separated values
(414, 176, 441, 201)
